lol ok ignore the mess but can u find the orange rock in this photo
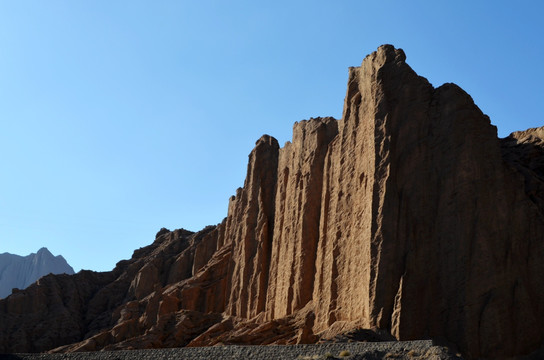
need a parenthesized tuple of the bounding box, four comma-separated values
(223, 135, 279, 319)
(266, 118, 338, 319)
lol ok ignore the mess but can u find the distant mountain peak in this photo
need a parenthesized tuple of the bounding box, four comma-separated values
(36, 247, 51, 255)
(0, 248, 74, 299)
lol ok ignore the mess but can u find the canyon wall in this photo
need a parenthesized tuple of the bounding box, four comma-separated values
(1, 45, 543, 359)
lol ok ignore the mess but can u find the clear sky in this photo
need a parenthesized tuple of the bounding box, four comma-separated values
(1, 1, 543, 272)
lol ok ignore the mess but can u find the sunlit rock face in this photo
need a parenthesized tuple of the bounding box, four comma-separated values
(1, 45, 543, 359)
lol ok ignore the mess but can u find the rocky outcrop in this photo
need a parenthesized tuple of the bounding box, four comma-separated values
(266, 118, 338, 320)
(0, 45, 543, 359)
(0, 248, 75, 299)
(0, 268, 116, 352)
(306, 46, 544, 359)
(223, 135, 280, 319)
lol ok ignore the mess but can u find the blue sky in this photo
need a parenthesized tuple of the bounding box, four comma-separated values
(1, 1, 543, 272)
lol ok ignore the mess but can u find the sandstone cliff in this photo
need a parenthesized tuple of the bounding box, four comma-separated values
(0, 45, 542, 359)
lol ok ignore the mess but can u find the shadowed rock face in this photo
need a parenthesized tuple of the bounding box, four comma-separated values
(0, 45, 543, 359)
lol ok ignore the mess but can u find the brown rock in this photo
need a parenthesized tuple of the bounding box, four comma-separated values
(0, 270, 117, 352)
(192, 224, 224, 275)
(130, 262, 160, 300)
(1, 45, 543, 359)
(223, 135, 279, 319)
(266, 118, 338, 319)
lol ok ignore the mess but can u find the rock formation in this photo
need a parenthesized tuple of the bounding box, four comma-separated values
(0, 45, 543, 359)
(0, 247, 75, 299)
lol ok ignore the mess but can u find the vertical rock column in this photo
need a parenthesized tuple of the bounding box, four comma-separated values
(353, 47, 544, 359)
(312, 46, 415, 331)
(224, 135, 279, 319)
(266, 118, 338, 319)
(309, 44, 544, 359)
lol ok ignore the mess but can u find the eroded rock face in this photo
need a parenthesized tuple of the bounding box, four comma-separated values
(223, 135, 279, 319)
(310, 46, 544, 359)
(0, 45, 543, 359)
(266, 118, 338, 320)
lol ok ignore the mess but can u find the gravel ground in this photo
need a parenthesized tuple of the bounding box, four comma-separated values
(0, 341, 464, 360)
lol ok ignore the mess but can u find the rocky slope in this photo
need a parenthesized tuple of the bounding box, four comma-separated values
(0, 45, 542, 359)
(0, 248, 74, 299)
